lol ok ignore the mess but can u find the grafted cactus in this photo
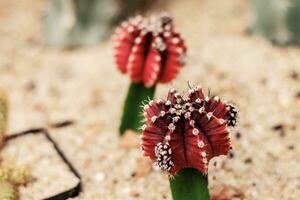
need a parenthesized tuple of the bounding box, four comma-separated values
(113, 13, 187, 135)
(140, 85, 238, 200)
(0, 91, 7, 148)
(252, 0, 300, 46)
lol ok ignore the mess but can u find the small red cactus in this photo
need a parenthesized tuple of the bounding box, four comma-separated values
(113, 13, 187, 87)
(140, 85, 238, 175)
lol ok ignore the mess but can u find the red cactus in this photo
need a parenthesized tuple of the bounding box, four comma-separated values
(140, 85, 238, 175)
(113, 13, 187, 87)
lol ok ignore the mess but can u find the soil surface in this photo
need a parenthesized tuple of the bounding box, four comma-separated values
(0, 0, 300, 199)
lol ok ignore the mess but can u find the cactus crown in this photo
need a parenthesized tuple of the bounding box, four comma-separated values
(140, 85, 238, 175)
(113, 13, 187, 87)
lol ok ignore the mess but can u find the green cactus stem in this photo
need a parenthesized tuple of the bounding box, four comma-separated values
(169, 168, 210, 200)
(44, 0, 118, 46)
(119, 83, 155, 135)
(0, 91, 7, 148)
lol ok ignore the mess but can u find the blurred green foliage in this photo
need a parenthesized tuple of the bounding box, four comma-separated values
(0, 164, 31, 200)
(0, 91, 7, 148)
(286, 0, 300, 45)
(0, 182, 15, 200)
(252, 0, 300, 46)
(44, 0, 156, 47)
(44, 0, 118, 46)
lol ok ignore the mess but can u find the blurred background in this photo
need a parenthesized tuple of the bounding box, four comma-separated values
(0, 0, 300, 199)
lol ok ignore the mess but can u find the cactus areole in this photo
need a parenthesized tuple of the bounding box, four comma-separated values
(113, 13, 187, 87)
(140, 85, 238, 200)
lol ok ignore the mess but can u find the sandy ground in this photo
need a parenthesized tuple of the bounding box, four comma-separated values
(0, 0, 300, 199)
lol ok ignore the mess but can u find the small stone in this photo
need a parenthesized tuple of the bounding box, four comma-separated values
(235, 131, 241, 139)
(133, 157, 153, 177)
(244, 158, 252, 164)
(228, 151, 234, 159)
(290, 70, 299, 80)
(95, 172, 105, 182)
(211, 185, 245, 200)
(119, 130, 140, 149)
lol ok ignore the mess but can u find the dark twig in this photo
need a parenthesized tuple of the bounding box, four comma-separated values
(4, 128, 81, 200)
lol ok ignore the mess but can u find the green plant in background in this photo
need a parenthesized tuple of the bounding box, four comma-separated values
(252, 0, 300, 46)
(0, 164, 31, 200)
(251, 0, 289, 45)
(0, 90, 31, 199)
(43, 0, 156, 46)
(0, 182, 15, 200)
(44, 0, 118, 46)
(140, 85, 238, 200)
(286, 0, 300, 45)
(0, 165, 31, 187)
(0, 91, 7, 149)
(114, 0, 157, 24)
(113, 13, 187, 135)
